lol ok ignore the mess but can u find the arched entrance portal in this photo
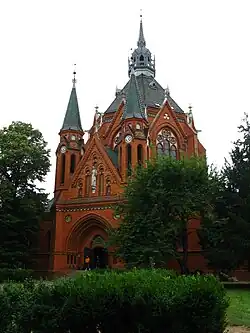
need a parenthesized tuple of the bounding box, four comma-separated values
(67, 216, 111, 270)
(92, 246, 108, 269)
(83, 236, 109, 269)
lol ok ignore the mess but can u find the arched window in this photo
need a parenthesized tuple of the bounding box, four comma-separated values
(61, 154, 66, 184)
(137, 144, 143, 165)
(156, 129, 178, 159)
(171, 145, 177, 159)
(139, 55, 144, 61)
(85, 170, 91, 196)
(98, 170, 104, 196)
(70, 154, 76, 174)
(127, 144, 132, 176)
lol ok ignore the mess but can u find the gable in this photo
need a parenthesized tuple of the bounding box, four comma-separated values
(149, 99, 187, 141)
(71, 135, 121, 190)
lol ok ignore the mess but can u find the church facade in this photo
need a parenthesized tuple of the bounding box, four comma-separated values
(39, 18, 206, 275)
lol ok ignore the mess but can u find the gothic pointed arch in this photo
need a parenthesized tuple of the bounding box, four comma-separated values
(66, 214, 112, 252)
(156, 128, 178, 159)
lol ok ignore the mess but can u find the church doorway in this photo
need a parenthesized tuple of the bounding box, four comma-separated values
(92, 246, 108, 269)
(83, 246, 108, 270)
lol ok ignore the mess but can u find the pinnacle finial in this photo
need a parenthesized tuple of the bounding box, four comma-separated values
(165, 86, 170, 97)
(188, 103, 193, 113)
(137, 11, 146, 48)
(72, 64, 77, 87)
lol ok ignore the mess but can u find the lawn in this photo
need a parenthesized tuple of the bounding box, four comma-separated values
(227, 289, 250, 327)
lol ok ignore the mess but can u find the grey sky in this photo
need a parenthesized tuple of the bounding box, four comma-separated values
(0, 0, 249, 196)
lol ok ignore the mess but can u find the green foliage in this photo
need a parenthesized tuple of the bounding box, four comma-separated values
(0, 270, 229, 333)
(0, 121, 50, 268)
(199, 114, 250, 272)
(111, 156, 213, 272)
(0, 268, 33, 282)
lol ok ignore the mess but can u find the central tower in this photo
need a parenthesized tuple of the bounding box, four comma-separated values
(128, 15, 155, 78)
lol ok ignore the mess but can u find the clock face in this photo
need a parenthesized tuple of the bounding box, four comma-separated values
(71, 135, 76, 141)
(60, 145, 66, 154)
(125, 135, 132, 144)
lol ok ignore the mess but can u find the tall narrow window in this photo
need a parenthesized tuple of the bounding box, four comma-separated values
(98, 172, 104, 196)
(61, 154, 66, 184)
(171, 146, 177, 159)
(85, 171, 91, 196)
(147, 146, 149, 160)
(70, 154, 76, 174)
(127, 144, 132, 176)
(137, 144, 143, 165)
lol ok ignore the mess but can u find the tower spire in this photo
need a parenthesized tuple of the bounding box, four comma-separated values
(137, 11, 146, 48)
(128, 14, 155, 78)
(61, 66, 83, 132)
(72, 63, 76, 88)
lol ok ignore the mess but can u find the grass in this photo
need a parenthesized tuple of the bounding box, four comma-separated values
(227, 289, 250, 327)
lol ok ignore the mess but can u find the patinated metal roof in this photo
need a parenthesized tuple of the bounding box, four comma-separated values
(105, 73, 184, 114)
(61, 87, 83, 131)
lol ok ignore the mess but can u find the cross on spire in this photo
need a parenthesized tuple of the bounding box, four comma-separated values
(72, 64, 77, 87)
(138, 10, 146, 48)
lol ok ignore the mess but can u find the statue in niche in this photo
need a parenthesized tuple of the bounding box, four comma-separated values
(91, 164, 97, 193)
(106, 177, 111, 196)
(77, 178, 83, 197)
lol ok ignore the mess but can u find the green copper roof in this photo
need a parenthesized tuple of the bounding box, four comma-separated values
(61, 87, 83, 131)
(105, 147, 118, 168)
(122, 72, 146, 120)
(105, 74, 184, 115)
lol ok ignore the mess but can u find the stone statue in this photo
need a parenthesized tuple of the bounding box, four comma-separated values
(106, 178, 111, 196)
(91, 166, 97, 193)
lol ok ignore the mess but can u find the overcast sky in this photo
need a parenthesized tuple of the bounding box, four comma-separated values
(0, 0, 249, 197)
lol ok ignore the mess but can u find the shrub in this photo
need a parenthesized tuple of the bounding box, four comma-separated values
(1, 270, 229, 333)
(0, 268, 33, 282)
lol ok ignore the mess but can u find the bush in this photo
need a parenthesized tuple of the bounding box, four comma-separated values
(0, 270, 229, 333)
(0, 268, 33, 282)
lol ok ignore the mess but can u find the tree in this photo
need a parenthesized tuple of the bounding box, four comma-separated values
(111, 156, 213, 273)
(199, 114, 250, 273)
(0, 121, 50, 268)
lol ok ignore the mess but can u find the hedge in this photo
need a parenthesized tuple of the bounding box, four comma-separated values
(0, 269, 229, 333)
(0, 268, 33, 283)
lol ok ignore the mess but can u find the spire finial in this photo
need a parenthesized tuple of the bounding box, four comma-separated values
(137, 11, 146, 47)
(72, 64, 77, 87)
(188, 103, 193, 114)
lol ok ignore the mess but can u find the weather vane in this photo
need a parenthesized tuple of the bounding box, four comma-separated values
(72, 63, 77, 87)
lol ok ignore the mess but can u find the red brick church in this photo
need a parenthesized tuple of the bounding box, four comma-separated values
(39, 18, 206, 275)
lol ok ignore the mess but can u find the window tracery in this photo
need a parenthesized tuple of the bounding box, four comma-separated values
(156, 128, 177, 159)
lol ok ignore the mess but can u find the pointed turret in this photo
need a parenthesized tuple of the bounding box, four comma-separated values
(61, 71, 83, 131)
(137, 17, 146, 48)
(128, 14, 155, 77)
(122, 69, 146, 120)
